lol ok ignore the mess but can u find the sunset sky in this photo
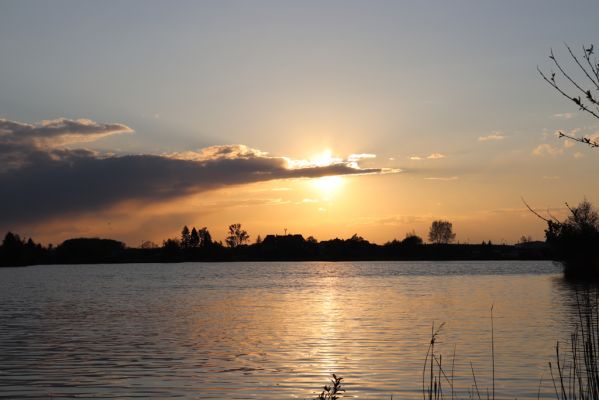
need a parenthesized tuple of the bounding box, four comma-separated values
(1, 0, 599, 246)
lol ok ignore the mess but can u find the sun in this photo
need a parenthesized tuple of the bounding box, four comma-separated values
(312, 175, 344, 199)
(290, 149, 345, 199)
(310, 149, 337, 167)
(309, 150, 344, 199)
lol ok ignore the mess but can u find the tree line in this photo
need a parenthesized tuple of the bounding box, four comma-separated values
(166, 220, 456, 249)
(0, 219, 550, 267)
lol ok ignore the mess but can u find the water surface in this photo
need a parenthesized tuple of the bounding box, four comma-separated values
(0, 261, 577, 399)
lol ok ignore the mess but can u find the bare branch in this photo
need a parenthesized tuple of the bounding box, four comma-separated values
(565, 202, 575, 214)
(552, 47, 592, 97)
(546, 209, 561, 224)
(521, 197, 551, 223)
(558, 131, 599, 148)
(582, 44, 599, 86)
(565, 43, 599, 91)
(538, 66, 599, 119)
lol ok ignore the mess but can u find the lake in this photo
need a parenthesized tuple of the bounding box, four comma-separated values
(0, 261, 583, 399)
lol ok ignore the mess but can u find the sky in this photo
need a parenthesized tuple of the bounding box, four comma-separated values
(1, 0, 599, 246)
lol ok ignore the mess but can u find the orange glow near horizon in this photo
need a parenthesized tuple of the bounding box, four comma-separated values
(17, 172, 558, 247)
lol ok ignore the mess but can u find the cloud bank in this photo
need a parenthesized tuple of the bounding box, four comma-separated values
(0, 118, 388, 226)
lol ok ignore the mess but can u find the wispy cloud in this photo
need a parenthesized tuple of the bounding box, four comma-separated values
(424, 176, 459, 181)
(563, 139, 576, 148)
(167, 144, 269, 161)
(347, 214, 429, 227)
(478, 132, 505, 142)
(409, 153, 446, 161)
(0, 117, 133, 148)
(532, 143, 564, 157)
(348, 153, 376, 161)
(553, 112, 575, 119)
(426, 153, 445, 159)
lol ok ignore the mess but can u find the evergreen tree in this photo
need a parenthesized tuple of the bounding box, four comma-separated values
(190, 227, 200, 247)
(198, 227, 212, 247)
(181, 225, 191, 249)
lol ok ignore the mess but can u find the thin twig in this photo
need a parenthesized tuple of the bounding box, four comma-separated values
(538, 66, 599, 120)
(549, 361, 561, 400)
(565, 43, 599, 91)
(521, 197, 552, 223)
(558, 131, 599, 148)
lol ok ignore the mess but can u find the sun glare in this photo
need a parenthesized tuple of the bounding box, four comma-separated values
(310, 149, 333, 166)
(307, 150, 345, 199)
(312, 175, 343, 199)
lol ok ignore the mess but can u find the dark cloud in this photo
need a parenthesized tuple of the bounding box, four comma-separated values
(0, 118, 389, 227)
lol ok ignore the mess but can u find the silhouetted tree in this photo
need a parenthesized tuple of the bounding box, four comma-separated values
(163, 238, 180, 250)
(2, 232, 23, 249)
(140, 240, 158, 249)
(0, 232, 49, 266)
(349, 233, 367, 243)
(161, 237, 180, 260)
(190, 227, 200, 247)
(428, 220, 456, 244)
(538, 43, 599, 147)
(306, 236, 318, 244)
(198, 227, 212, 247)
(402, 231, 423, 246)
(255, 234, 262, 244)
(55, 238, 125, 263)
(518, 235, 533, 244)
(181, 226, 191, 248)
(545, 199, 599, 276)
(546, 199, 599, 240)
(566, 199, 599, 229)
(225, 223, 249, 247)
(1, 232, 25, 266)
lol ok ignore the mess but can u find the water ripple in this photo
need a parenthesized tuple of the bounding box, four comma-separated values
(0, 261, 571, 399)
